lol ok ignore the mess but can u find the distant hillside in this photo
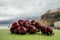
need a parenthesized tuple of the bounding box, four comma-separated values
(41, 8, 60, 20)
(41, 8, 60, 26)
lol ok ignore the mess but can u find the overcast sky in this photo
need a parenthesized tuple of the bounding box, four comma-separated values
(0, 0, 60, 21)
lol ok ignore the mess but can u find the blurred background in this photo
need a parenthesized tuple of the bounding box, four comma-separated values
(0, 0, 60, 28)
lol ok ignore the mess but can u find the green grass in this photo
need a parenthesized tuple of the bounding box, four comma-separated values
(0, 29, 60, 40)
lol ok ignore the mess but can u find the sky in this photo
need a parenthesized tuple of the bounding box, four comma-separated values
(0, 0, 60, 22)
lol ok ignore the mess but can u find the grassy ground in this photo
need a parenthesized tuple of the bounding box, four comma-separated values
(0, 29, 60, 40)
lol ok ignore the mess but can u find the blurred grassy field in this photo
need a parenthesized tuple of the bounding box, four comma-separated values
(0, 29, 60, 40)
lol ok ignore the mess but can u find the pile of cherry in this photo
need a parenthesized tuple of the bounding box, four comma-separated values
(10, 20, 54, 35)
